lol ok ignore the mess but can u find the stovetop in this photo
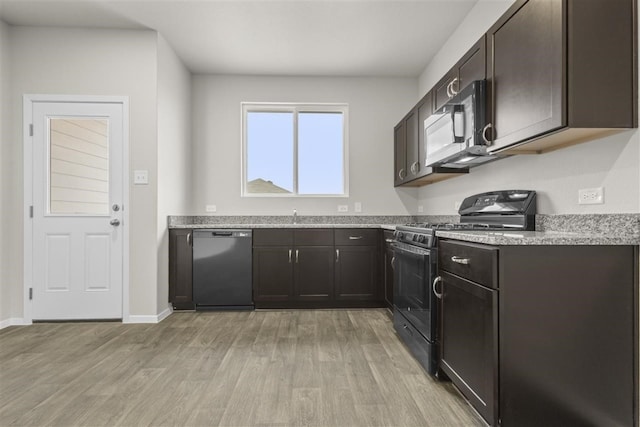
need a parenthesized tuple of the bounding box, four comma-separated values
(394, 190, 537, 248)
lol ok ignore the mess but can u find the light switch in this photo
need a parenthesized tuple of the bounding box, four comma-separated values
(134, 170, 148, 185)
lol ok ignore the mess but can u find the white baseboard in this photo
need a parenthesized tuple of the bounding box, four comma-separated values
(0, 318, 31, 330)
(123, 306, 173, 324)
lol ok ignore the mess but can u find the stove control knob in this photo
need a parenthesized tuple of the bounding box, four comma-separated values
(412, 234, 418, 241)
(397, 232, 403, 240)
(418, 235, 426, 243)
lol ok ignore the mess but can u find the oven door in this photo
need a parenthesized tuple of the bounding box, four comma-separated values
(392, 241, 437, 342)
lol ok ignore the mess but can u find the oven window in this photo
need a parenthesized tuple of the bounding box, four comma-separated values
(393, 246, 436, 341)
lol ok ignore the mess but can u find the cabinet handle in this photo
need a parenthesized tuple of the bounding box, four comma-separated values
(385, 239, 394, 243)
(446, 81, 452, 98)
(432, 276, 443, 299)
(482, 123, 493, 145)
(451, 256, 471, 265)
(336, 249, 340, 263)
(187, 232, 191, 246)
(450, 77, 459, 96)
(398, 168, 406, 180)
(348, 236, 363, 240)
(295, 249, 299, 264)
(391, 256, 395, 270)
(288, 249, 292, 263)
(410, 161, 420, 175)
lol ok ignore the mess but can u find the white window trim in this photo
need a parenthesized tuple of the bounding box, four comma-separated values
(241, 102, 349, 198)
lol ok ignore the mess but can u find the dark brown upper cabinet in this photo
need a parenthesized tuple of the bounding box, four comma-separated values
(485, 0, 637, 154)
(434, 37, 487, 111)
(394, 91, 470, 187)
(393, 121, 407, 185)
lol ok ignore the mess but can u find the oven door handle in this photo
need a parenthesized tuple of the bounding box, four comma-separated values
(391, 243, 430, 258)
(432, 276, 443, 299)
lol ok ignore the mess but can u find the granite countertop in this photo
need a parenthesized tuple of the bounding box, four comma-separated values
(167, 214, 640, 246)
(171, 223, 396, 230)
(436, 230, 640, 246)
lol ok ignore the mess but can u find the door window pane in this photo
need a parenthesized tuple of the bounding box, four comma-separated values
(298, 112, 344, 195)
(49, 118, 109, 215)
(246, 111, 294, 194)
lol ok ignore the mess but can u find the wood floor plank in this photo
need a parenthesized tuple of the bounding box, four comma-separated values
(0, 309, 483, 427)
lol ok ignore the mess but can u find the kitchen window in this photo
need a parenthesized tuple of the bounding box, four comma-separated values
(241, 103, 348, 196)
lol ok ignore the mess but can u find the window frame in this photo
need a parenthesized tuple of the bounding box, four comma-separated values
(241, 102, 349, 197)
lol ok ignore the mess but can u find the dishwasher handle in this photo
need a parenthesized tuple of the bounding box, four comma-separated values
(212, 231, 233, 237)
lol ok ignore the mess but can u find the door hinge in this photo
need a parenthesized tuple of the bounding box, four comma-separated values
(29, 124, 33, 137)
(29, 288, 33, 300)
(29, 206, 33, 218)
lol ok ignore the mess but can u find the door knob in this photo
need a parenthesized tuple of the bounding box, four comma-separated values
(112, 204, 120, 212)
(110, 219, 120, 227)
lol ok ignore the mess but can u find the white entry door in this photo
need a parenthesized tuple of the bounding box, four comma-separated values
(30, 100, 125, 320)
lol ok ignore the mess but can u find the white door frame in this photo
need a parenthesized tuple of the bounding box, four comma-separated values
(23, 94, 130, 324)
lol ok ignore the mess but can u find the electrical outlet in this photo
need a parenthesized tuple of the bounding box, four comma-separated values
(578, 187, 604, 205)
(418, 205, 424, 213)
(354, 202, 362, 213)
(205, 205, 217, 212)
(133, 170, 148, 185)
(338, 205, 348, 212)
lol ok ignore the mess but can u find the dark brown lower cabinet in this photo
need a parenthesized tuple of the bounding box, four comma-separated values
(252, 246, 294, 302)
(438, 239, 638, 427)
(439, 241, 498, 426)
(294, 246, 334, 301)
(334, 245, 378, 301)
(382, 230, 394, 309)
(168, 229, 194, 310)
(253, 228, 382, 308)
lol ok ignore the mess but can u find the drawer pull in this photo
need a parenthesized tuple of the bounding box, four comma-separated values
(451, 256, 470, 265)
(432, 276, 443, 299)
(295, 249, 299, 264)
(288, 249, 292, 264)
(349, 236, 363, 240)
(336, 249, 340, 263)
(385, 238, 394, 243)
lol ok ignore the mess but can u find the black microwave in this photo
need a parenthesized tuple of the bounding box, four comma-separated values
(423, 80, 495, 168)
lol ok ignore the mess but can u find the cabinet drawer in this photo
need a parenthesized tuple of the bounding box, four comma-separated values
(294, 229, 334, 246)
(439, 240, 498, 288)
(253, 229, 294, 246)
(334, 229, 378, 246)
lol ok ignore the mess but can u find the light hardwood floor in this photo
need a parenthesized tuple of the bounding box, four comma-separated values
(0, 309, 483, 427)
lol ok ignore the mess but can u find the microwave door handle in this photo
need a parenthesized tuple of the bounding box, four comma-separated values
(451, 105, 465, 143)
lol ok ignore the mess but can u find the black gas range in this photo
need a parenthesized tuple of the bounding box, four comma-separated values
(394, 190, 537, 248)
(391, 190, 536, 377)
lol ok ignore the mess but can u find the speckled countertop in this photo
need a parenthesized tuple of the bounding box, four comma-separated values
(436, 230, 639, 246)
(167, 214, 640, 245)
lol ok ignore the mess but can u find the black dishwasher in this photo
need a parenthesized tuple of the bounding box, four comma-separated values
(193, 229, 254, 310)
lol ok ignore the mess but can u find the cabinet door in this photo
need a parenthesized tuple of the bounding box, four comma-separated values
(434, 71, 458, 111)
(416, 92, 432, 177)
(382, 236, 394, 308)
(457, 36, 486, 92)
(440, 270, 497, 426)
(405, 109, 420, 179)
(394, 122, 407, 185)
(487, 0, 563, 152)
(334, 246, 378, 301)
(253, 246, 294, 304)
(294, 246, 334, 301)
(169, 229, 194, 310)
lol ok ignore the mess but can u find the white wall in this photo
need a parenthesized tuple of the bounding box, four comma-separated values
(157, 34, 191, 314)
(418, 0, 514, 95)
(7, 26, 160, 320)
(417, 0, 640, 215)
(0, 20, 11, 323)
(191, 75, 418, 216)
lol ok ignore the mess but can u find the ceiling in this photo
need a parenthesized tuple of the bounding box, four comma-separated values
(0, 0, 481, 77)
